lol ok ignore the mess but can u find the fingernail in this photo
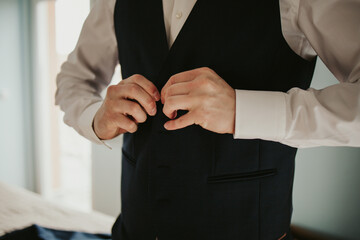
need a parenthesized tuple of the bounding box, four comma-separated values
(164, 122, 169, 129)
(151, 107, 156, 115)
(154, 92, 160, 101)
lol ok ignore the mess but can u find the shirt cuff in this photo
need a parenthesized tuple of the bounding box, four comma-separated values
(78, 101, 112, 149)
(233, 89, 287, 141)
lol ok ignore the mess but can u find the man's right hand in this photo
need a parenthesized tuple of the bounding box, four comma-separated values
(93, 74, 160, 140)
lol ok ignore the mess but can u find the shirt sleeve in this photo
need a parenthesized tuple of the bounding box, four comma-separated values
(234, 0, 360, 148)
(55, 0, 118, 146)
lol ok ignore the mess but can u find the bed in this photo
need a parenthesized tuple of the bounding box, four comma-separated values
(0, 181, 342, 240)
(0, 181, 115, 237)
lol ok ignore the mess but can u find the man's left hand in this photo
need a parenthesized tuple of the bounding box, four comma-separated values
(161, 67, 236, 134)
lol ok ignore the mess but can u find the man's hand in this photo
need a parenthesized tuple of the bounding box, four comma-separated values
(161, 67, 236, 134)
(93, 74, 160, 140)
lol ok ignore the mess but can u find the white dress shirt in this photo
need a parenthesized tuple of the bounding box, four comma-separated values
(55, 0, 360, 148)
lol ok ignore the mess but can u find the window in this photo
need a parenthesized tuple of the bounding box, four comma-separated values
(33, 0, 92, 212)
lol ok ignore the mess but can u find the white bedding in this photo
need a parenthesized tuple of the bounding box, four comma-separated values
(0, 182, 115, 236)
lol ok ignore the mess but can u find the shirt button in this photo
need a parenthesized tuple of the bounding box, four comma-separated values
(175, 11, 183, 19)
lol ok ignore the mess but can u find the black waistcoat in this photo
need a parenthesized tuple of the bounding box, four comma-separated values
(112, 0, 316, 239)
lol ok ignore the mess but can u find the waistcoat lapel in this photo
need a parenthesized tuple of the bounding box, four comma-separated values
(114, 0, 206, 87)
(114, 0, 168, 80)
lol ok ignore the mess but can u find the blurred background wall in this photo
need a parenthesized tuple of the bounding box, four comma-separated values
(0, 0, 34, 191)
(0, 0, 359, 239)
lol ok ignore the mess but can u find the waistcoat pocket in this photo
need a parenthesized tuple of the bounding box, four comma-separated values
(207, 168, 277, 184)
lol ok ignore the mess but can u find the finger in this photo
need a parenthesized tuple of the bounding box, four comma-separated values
(162, 95, 193, 118)
(127, 74, 160, 101)
(118, 83, 157, 116)
(105, 98, 148, 123)
(120, 99, 148, 123)
(161, 69, 200, 103)
(162, 81, 192, 101)
(113, 113, 138, 133)
(164, 111, 196, 130)
(170, 68, 202, 84)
